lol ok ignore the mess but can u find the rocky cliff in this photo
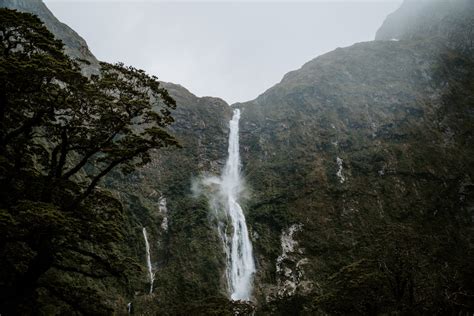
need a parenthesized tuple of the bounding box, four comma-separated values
(103, 83, 234, 314)
(375, 0, 474, 55)
(238, 36, 474, 314)
(0, 0, 99, 74)
(235, 1, 474, 312)
(1, 1, 234, 314)
(1, 0, 473, 314)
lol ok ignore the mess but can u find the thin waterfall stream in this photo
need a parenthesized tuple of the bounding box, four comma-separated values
(142, 227, 154, 294)
(219, 109, 256, 301)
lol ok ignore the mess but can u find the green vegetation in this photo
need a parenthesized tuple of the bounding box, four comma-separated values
(0, 8, 177, 314)
(1, 0, 474, 314)
(238, 40, 474, 314)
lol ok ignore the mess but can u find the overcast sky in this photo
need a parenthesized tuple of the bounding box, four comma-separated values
(44, 1, 402, 104)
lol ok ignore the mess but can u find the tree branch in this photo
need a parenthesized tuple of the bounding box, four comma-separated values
(52, 128, 69, 177)
(68, 146, 151, 209)
(61, 127, 124, 180)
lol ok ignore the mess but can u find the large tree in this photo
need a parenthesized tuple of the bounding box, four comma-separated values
(0, 8, 178, 313)
(0, 8, 177, 204)
(0, 8, 83, 170)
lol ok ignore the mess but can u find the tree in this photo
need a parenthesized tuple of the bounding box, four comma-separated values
(0, 8, 178, 313)
(39, 61, 178, 207)
(0, 8, 84, 174)
(0, 8, 178, 206)
(316, 222, 474, 315)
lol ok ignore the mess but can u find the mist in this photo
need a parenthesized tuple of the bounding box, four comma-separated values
(45, 1, 401, 103)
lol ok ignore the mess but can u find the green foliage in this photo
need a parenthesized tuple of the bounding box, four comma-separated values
(314, 222, 474, 315)
(1, 3, 473, 315)
(146, 296, 255, 316)
(0, 8, 177, 314)
(237, 34, 474, 314)
(0, 8, 83, 173)
(0, 8, 178, 206)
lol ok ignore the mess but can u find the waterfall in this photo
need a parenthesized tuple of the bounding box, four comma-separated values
(142, 227, 154, 294)
(220, 109, 256, 301)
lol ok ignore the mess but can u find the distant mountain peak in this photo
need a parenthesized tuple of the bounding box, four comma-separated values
(0, 0, 99, 74)
(376, 0, 474, 55)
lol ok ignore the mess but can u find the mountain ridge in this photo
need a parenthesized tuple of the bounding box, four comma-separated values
(0, 0, 100, 74)
(1, 0, 473, 314)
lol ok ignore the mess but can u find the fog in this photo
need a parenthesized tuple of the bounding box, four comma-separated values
(44, 1, 401, 104)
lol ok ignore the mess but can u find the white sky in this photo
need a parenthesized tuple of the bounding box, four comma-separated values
(44, 1, 402, 104)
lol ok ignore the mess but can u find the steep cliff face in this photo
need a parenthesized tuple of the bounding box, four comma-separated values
(236, 1, 474, 312)
(103, 83, 234, 313)
(1, 1, 234, 313)
(1, 0, 473, 314)
(0, 0, 99, 74)
(238, 37, 474, 308)
(375, 0, 474, 55)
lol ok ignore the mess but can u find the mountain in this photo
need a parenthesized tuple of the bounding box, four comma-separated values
(236, 1, 474, 312)
(103, 82, 234, 314)
(0, 0, 100, 75)
(238, 25, 474, 314)
(0, 1, 233, 314)
(375, 0, 474, 55)
(1, 0, 473, 314)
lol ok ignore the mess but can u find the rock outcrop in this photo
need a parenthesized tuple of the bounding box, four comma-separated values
(375, 0, 474, 55)
(0, 0, 100, 74)
(1, 0, 473, 314)
(235, 1, 474, 312)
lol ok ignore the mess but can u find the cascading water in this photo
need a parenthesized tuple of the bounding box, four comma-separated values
(142, 227, 154, 294)
(219, 109, 256, 301)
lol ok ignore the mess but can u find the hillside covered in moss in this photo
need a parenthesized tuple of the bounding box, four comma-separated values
(1, 0, 473, 315)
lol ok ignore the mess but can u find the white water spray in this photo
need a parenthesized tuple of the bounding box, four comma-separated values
(142, 227, 154, 294)
(218, 109, 256, 301)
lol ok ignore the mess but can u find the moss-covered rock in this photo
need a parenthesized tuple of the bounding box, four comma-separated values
(1, 0, 473, 314)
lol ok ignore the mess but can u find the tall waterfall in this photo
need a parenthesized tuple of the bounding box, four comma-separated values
(220, 109, 256, 301)
(142, 227, 154, 294)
